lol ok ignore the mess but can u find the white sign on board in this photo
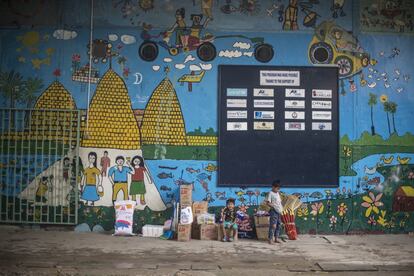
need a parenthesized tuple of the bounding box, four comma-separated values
(312, 100, 332, 109)
(227, 110, 248, 119)
(227, 99, 247, 108)
(253, 121, 274, 130)
(312, 122, 332, 131)
(253, 88, 274, 97)
(284, 122, 305, 131)
(254, 99, 274, 108)
(285, 88, 305, 98)
(312, 89, 332, 98)
(285, 111, 305, 120)
(254, 111, 274, 120)
(312, 111, 332, 120)
(260, 70, 300, 86)
(285, 100, 305, 109)
(227, 122, 248, 131)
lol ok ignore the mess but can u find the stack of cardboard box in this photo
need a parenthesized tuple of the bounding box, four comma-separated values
(177, 184, 193, 241)
(191, 201, 218, 240)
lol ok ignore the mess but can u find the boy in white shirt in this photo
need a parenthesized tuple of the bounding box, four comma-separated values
(266, 180, 283, 244)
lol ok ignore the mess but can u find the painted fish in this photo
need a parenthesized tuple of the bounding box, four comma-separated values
(174, 178, 194, 186)
(160, 185, 171, 191)
(196, 173, 211, 181)
(197, 179, 209, 192)
(236, 190, 245, 197)
(186, 167, 200, 174)
(367, 177, 380, 185)
(158, 166, 178, 170)
(204, 163, 217, 172)
(215, 191, 226, 199)
(380, 155, 394, 164)
(364, 164, 378, 175)
(397, 156, 411, 165)
(157, 172, 173, 179)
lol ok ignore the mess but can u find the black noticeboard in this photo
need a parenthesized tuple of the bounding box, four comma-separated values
(218, 65, 339, 187)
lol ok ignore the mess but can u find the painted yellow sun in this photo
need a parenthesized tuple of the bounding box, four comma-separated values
(380, 94, 388, 103)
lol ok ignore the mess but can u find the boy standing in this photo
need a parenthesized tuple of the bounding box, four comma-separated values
(266, 180, 283, 244)
(221, 198, 237, 242)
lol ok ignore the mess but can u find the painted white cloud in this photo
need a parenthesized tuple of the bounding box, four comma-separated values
(219, 50, 242, 58)
(152, 65, 161, 71)
(108, 34, 118, 41)
(233, 41, 251, 50)
(53, 29, 77, 40)
(175, 64, 185, 70)
(164, 57, 173, 63)
(199, 63, 212, 70)
(184, 54, 196, 63)
(243, 51, 253, 57)
(189, 64, 201, 71)
(121, 34, 136, 45)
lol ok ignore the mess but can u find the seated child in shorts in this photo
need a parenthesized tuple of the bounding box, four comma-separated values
(221, 198, 237, 242)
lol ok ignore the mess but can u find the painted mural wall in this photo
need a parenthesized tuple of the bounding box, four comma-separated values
(1, 0, 414, 235)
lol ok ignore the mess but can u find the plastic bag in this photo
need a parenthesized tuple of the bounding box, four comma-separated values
(180, 206, 193, 225)
(113, 200, 136, 236)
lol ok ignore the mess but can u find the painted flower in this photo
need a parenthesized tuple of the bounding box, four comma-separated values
(310, 202, 324, 216)
(297, 204, 309, 217)
(380, 94, 388, 103)
(337, 203, 348, 217)
(342, 146, 352, 157)
(367, 216, 376, 226)
(377, 210, 387, 227)
(361, 192, 384, 217)
(72, 53, 81, 62)
(329, 215, 337, 224)
(408, 171, 414, 180)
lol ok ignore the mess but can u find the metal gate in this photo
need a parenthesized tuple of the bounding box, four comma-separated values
(0, 108, 81, 225)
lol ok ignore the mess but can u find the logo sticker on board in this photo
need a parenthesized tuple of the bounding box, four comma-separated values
(254, 122, 274, 130)
(227, 110, 248, 119)
(312, 122, 332, 130)
(254, 111, 274, 120)
(253, 88, 274, 97)
(285, 111, 305, 120)
(312, 101, 332, 109)
(227, 122, 248, 131)
(227, 99, 247, 108)
(254, 99, 274, 108)
(312, 89, 332, 98)
(285, 122, 305, 131)
(285, 88, 305, 98)
(285, 100, 305, 109)
(227, 88, 248, 97)
(312, 111, 332, 120)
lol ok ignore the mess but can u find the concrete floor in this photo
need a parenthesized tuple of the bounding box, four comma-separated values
(0, 225, 413, 275)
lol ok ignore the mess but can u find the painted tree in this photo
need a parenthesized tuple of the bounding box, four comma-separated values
(368, 93, 377, 136)
(21, 77, 44, 108)
(0, 70, 24, 108)
(383, 101, 392, 136)
(388, 101, 398, 134)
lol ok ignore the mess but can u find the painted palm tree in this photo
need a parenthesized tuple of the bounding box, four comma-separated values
(21, 77, 44, 108)
(368, 93, 377, 136)
(0, 70, 24, 108)
(388, 101, 398, 134)
(383, 101, 392, 136)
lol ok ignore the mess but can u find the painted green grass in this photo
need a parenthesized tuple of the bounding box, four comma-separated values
(142, 145, 217, 160)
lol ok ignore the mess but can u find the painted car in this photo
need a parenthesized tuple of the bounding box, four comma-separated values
(308, 21, 371, 78)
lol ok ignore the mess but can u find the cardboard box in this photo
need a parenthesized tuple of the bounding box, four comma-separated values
(192, 201, 208, 217)
(200, 224, 218, 240)
(191, 223, 201, 239)
(254, 216, 270, 226)
(177, 224, 191, 241)
(180, 184, 193, 206)
(255, 226, 269, 240)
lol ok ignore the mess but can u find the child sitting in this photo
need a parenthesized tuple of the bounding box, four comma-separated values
(221, 198, 237, 242)
(266, 180, 283, 244)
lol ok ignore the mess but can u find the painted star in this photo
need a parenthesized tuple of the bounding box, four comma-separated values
(31, 58, 43, 69)
(18, 56, 26, 63)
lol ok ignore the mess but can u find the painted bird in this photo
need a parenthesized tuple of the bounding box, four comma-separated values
(380, 155, 394, 164)
(397, 156, 411, 165)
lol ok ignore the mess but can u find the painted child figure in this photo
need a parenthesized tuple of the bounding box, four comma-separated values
(127, 156, 147, 205)
(221, 198, 238, 242)
(266, 180, 283, 244)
